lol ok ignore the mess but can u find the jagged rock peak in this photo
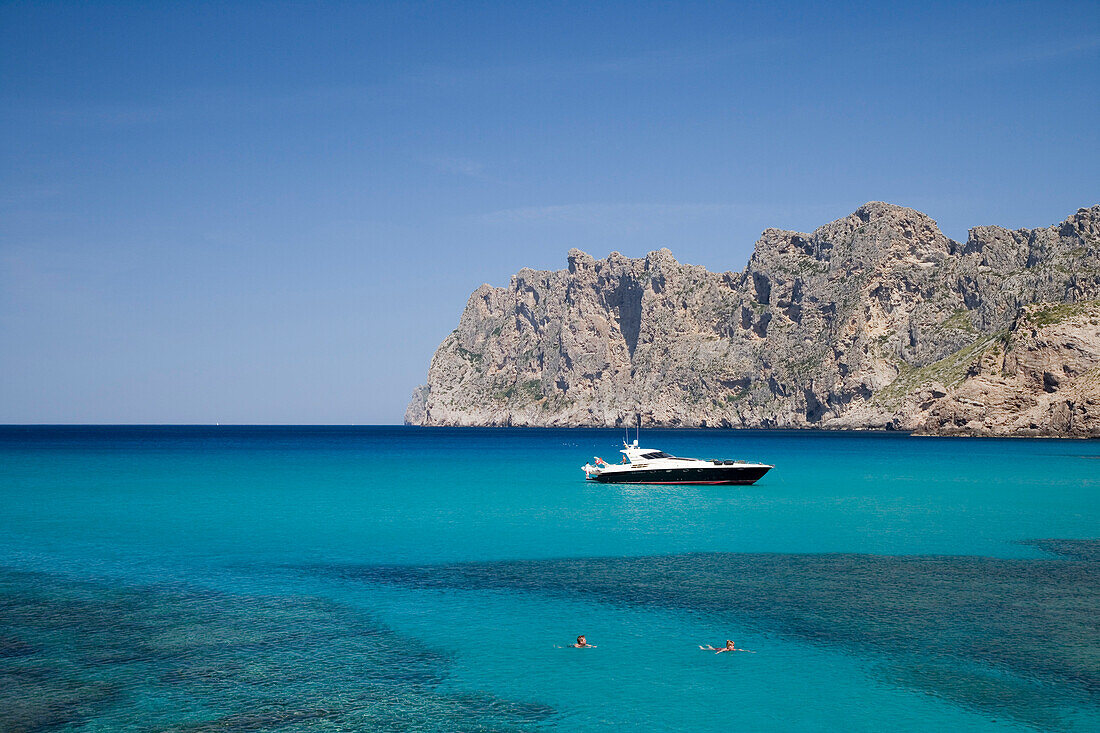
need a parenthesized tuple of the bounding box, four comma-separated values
(566, 248, 594, 272)
(853, 200, 934, 221)
(564, 247, 682, 275)
(750, 202, 954, 268)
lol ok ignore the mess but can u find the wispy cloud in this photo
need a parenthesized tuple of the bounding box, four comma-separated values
(482, 203, 738, 224)
(0, 185, 62, 211)
(0, 84, 383, 129)
(976, 34, 1100, 71)
(1, 36, 788, 131)
(399, 37, 789, 92)
(479, 202, 843, 228)
(422, 155, 494, 182)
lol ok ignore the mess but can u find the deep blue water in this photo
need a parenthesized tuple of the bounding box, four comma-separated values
(1, 426, 1097, 731)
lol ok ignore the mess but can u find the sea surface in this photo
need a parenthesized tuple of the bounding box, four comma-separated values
(1, 426, 1097, 732)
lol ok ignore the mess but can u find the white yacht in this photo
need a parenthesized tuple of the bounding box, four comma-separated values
(582, 440, 773, 485)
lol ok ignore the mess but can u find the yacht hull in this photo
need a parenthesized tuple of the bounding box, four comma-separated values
(590, 465, 771, 485)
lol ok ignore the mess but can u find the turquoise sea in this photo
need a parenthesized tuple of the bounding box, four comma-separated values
(1, 426, 1097, 731)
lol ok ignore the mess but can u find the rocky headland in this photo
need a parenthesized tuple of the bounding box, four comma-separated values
(406, 203, 1100, 437)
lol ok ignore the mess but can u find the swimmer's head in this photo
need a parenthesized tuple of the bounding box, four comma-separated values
(577, 635, 586, 645)
(726, 640, 734, 648)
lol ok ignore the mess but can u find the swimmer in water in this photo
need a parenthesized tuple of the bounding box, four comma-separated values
(569, 635, 596, 648)
(699, 640, 753, 654)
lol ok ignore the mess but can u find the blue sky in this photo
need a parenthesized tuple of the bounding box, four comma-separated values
(2, 1, 1098, 423)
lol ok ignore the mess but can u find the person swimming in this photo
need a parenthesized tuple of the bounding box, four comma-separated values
(699, 640, 753, 654)
(569, 635, 596, 648)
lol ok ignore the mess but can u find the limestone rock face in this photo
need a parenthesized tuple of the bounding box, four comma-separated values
(913, 302, 1100, 437)
(406, 204, 1100, 436)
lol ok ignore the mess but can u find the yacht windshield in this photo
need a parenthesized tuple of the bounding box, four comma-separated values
(641, 451, 673, 459)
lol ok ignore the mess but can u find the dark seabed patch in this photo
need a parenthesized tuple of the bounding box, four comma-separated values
(0, 569, 552, 732)
(308, 540, 1100, 730)
(1023, 538, 1100, 562)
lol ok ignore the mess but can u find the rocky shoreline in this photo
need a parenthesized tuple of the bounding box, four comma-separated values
(407, 203, 1100, 437)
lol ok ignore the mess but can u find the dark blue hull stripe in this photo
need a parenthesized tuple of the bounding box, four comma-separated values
(591, 466, 771, 485)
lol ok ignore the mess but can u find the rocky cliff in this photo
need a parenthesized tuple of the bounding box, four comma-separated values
(406, 203, 1100, 437)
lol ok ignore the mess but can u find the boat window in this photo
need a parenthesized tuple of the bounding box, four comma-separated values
(641, 451, 673, 459)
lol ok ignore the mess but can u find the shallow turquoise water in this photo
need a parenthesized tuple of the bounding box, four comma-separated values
(1, 427, 1097, 731)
